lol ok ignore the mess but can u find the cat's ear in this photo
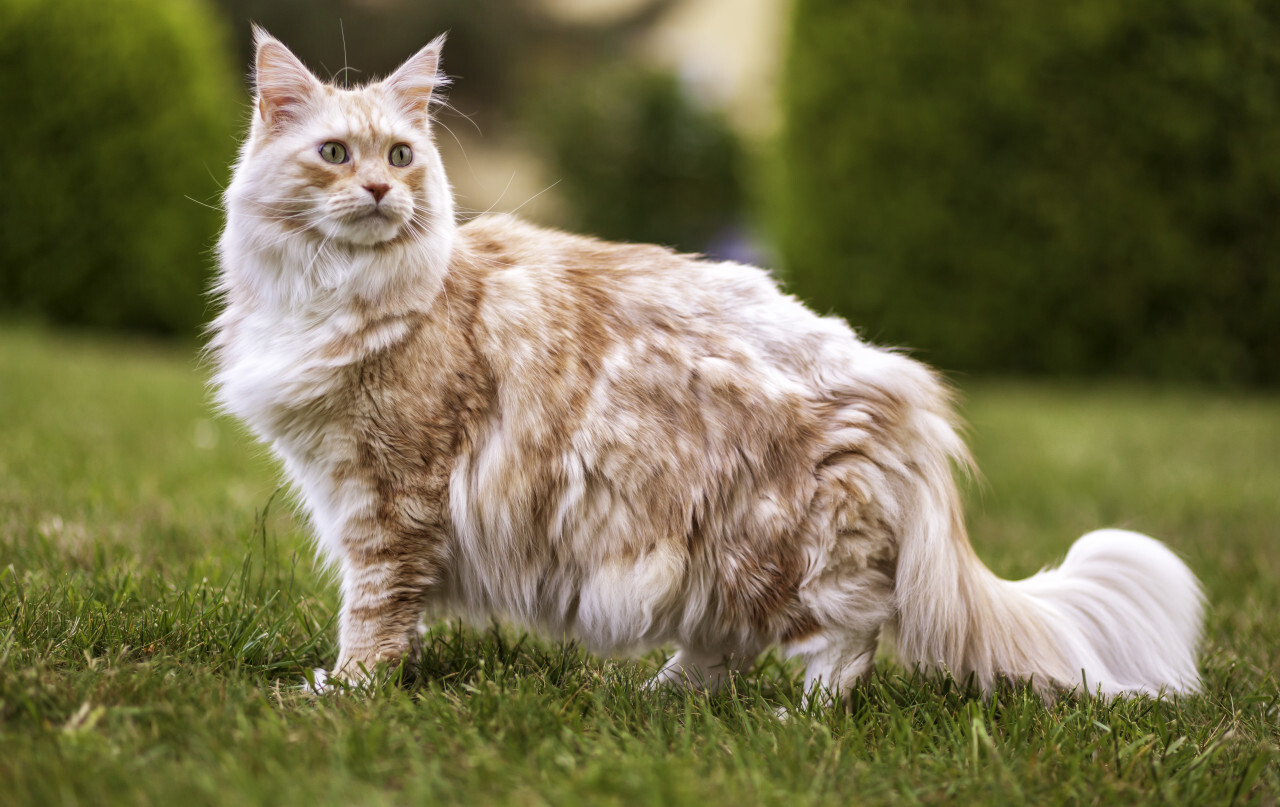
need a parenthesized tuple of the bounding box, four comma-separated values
(384, 34, 449, 122)
(252, 26, 321, 132)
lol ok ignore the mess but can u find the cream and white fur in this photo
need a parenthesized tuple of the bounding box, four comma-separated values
(210, 29, 1204, 702)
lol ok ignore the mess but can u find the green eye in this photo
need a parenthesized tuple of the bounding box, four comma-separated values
(389, 144, 413, 167)
(319, 141, 348, 164)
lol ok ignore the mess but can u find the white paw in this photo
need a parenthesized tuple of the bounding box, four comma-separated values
(646, 656, 706, 692)
(304, 667, 330, 695)
(644, 667, 680, 692)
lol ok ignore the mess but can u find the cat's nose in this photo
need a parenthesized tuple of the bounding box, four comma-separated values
(363, 183, 391, 203)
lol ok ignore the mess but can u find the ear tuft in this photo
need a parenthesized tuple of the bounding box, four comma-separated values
(253, 26, 321, 132)
(384, 34, 449, 122)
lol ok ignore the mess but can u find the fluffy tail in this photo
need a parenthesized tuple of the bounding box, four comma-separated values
(892, 425, 1204, 697)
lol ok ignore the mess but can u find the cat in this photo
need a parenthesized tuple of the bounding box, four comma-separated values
(210, 27, 1204, 703)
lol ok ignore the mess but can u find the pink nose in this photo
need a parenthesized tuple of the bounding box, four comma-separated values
(364, 183, 391, 203)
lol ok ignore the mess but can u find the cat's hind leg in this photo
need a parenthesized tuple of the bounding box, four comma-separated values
(782, 537, 896, 710)
(784, 627, 881, 710)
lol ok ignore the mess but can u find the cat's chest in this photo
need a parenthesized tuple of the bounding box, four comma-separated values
(215, 307, 466, 470)
(215, 312, 375, 449)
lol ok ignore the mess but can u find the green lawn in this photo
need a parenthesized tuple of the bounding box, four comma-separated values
(1, 324, 1277, 806)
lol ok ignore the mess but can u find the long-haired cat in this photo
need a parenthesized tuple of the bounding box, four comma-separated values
(210, 29, 1204, 702)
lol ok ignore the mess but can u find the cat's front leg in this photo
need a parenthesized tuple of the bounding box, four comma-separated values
(328, 533, 442, 685)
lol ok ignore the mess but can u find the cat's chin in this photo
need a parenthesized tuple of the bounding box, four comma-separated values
(331, 215, 407, 248)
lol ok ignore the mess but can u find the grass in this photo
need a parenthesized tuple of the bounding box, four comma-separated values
(1, 323, 1277, 806)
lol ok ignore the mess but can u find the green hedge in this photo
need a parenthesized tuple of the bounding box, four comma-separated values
(526, 65, 745, 254)
(777, 0, 1280, 384)
(0, 0, 241, 336)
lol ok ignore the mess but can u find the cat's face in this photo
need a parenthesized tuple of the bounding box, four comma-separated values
(263, 96, 426, 248)
(231, 28, 450, 251)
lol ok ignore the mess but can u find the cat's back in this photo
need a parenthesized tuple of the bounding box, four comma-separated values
(455, 214, 844, 364)
(457, 212, 735, 317)
(453, 213, 903, 411)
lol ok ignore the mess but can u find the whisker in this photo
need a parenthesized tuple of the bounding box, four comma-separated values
(306, 233, 337, 275)
(504, 179, 563, 218)
(477, 172, 519, 218)
(185, 195, 223, 213)
(438, 101, 483, 136)
(433, 117, 478, 188)
(332, 65, 362, 85)
(339, 19, 351, 89)
(200, 161, 228, 191)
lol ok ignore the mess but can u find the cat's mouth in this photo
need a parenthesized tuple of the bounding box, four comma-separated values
(349, 205, 390, 222)
(334, 207, 406, 246)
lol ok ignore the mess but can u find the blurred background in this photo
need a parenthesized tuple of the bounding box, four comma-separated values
(1, 0, 1276, 385)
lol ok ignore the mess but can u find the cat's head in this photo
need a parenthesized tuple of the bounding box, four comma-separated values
(226, 28, 454, 255)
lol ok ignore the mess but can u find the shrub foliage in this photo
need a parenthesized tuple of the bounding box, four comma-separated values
(0, 0, 241, 335)
(778, 0, 1280, 384)
(526, 65, 745, 255)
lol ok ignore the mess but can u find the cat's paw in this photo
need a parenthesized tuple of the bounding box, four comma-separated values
(407, 622, 428, 660)
(644, 668, 678, 692)
(302, 666, 371, 695)
(645, 658, 703, 692)
(306, 657, 409, 694)
(646, 649, 729, 693)
(304, 667, 331, 695)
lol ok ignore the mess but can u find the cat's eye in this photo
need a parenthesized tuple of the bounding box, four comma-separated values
(319, 141, 348, 164)
(389, 144, 413, 167)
